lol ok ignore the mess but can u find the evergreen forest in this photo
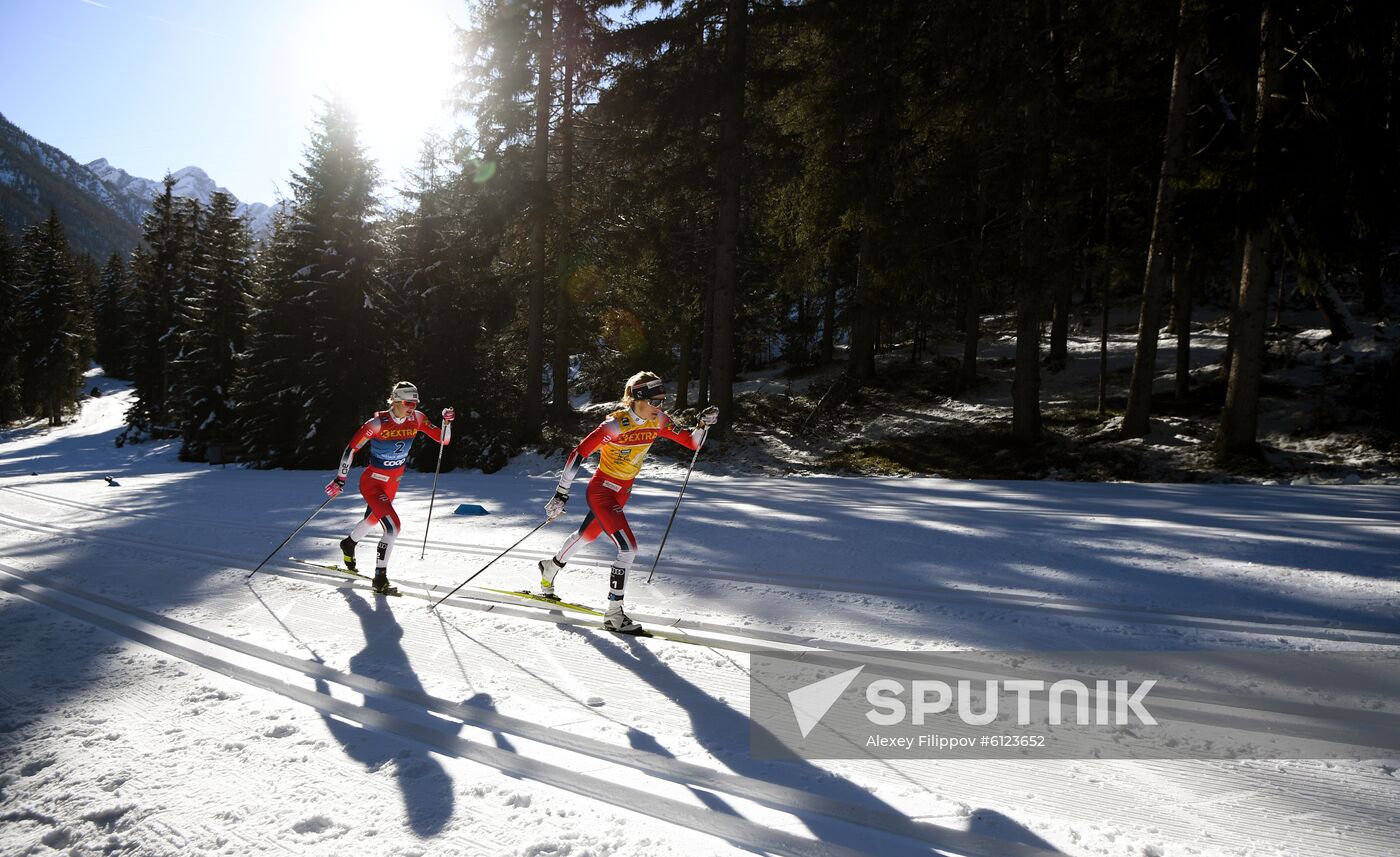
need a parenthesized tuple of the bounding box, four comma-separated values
(3, 0, 1398, 479)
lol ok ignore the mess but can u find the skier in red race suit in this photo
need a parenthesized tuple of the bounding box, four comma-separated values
(324, 381, 454, 595)
(539, 371, 718, 634)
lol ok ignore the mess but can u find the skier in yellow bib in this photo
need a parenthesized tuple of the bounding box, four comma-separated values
(539, 371, 718, 633)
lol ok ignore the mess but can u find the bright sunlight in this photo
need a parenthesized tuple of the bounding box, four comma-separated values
(310, 1, 460, 182)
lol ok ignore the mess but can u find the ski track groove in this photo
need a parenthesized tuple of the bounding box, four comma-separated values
(6, 502, 1400, 749)
(3, 568, 1397, 856)
(2, 488, 1397, 645)
(4, 516, 1399, 856)
(0, 564, 1069, 857)
(7, 501, 1400, 663)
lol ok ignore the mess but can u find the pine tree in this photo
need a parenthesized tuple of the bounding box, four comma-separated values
(293, 100, 383, 464)
(94, 252, 135, 378)
(523, 0, 554, 441)
(706, 0, 748, 438)
(71, 253, 99, 375)
(128, 176, 197, 434)
(382, 135, 521, 470)
(231, 206, 306, 466)
(236, 99, 383, 467)
(175, 191, 252, 461)
(1122, 0, 1199, 438)
(1217, 1, 1284, 459)
(578, 0, 726, 406)
(0, 215, 22, 422)
(381, 137, 472, 465)
(17, 211, 87, 426)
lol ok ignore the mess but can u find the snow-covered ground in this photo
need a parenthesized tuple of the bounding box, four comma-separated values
(2, 375, 1398, 856)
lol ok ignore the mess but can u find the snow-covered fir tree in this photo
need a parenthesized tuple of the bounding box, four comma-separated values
(239, 97, 385, 466)
(0, 217, 23, 425)
(380, 135, 474, 469)
(230, 206, 304, 466)
(71, 253, 99, 373)
(173, 191, 252, 461)
(127, 176, 198, 433)
(93, 252, 134, 379)
(0, 215, 23, 423)
(17, 211, 89, 426)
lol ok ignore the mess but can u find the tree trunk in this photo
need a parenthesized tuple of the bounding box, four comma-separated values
(961, 282, 980, 391)
(1098, 271, 1111, 416)
(1044, 0, 1071, 376)
(707, 0, 746, 438)
(550, 0, 575, 422)
(1122, 0, 1192, 438)
(961, 174, 988, 391)
(819, 236, 838, 365)
(1221, 230, 1243, 381)
(1173, 248, 1194, 401)
(698, 270, 713, 408)
(1216, 0, 1281, 460)
(676, 311, 692, 411)
(1013, 0, 1052, 444)
(523, 0, 553, 441)
(1313, 280, 1360, 343)
(1047, 271, 1072, 371)
(1097, 164, 1113, 416)
(849, 225, 877, 381)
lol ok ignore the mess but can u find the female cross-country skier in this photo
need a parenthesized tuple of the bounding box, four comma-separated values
(539, 371, 718, 633)
(324, 381, 454, 595)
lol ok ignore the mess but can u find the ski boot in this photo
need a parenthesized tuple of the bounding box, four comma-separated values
(371, 570, 399, 596)
(537, 557, 564, 601)
(603, 603, 645, 635)
(339, 537, 359, 574)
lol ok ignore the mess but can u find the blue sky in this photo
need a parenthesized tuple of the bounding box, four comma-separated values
(1, 0, 468, 205)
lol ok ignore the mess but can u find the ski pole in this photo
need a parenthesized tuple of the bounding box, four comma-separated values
(645, 437, 705, 584)
(419, 436, 447, 560)
(428, 518, 552, 610)
(247, 495, 335, 580)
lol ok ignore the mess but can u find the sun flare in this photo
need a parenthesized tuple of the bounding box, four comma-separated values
(312, 2, 459, 180)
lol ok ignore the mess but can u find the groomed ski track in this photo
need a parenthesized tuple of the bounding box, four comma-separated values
(5, 376, 1400, 857)
(3, 483, 1398, 646)
(3, 478, 1399, 856)
(1, 564, 1057, 857)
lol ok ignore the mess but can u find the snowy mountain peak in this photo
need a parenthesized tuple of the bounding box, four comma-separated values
(83, 158, 275, 237)
(0, 112, 140, 257)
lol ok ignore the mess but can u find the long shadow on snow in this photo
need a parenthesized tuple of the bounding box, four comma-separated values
(966, 809, 1064, 854)
(656, 476, 1400, 638)
(315, 588, 455, 837)
(432, 614, 745, 816)
(555, 623, 944, 856)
